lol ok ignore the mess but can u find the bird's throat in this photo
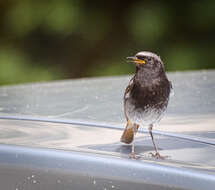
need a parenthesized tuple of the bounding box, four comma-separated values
(134, 66, 165, 88)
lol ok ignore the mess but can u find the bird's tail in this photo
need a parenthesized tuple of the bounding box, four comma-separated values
(120, 120, 139, 144)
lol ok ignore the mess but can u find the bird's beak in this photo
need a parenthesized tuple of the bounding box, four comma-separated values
(126, 56, 146, 65)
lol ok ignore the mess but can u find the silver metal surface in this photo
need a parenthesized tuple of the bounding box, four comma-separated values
(0, 70, 215, 190)
(0, 70, 214, 133)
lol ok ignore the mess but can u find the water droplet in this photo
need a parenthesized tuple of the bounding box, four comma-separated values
(1, 93, 8, 97)
(93, 180, 96, 185)
(57, 179, 61, 183)
(31, 175, 35, 178)
(33, 180, 37, 184)
(27, 176, 31, 180)
(111, 185, 115, 188)
(132, 171, 138, 176)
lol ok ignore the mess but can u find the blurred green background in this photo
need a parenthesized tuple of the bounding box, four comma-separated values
(0, 0, 215, 85)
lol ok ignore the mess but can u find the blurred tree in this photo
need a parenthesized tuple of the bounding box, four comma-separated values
(0, 0, 214, 85)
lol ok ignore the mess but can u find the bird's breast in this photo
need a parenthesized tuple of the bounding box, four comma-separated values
(130, 78, 170, 111)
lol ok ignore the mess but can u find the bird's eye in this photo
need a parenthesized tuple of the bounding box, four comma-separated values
(137, 55, 144, 60)
(148, 57, 152, 62)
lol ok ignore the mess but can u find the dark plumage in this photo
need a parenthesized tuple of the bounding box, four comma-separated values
(120, 51, 172, 159)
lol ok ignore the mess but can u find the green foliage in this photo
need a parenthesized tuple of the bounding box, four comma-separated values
(5, 0, 79, 36)
(128, 2, 170, 46)
(0, 47, 62, 85)
(190, 0, 215, 30)
(0, 1, 215, 85)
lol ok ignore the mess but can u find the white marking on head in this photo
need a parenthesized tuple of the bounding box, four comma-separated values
(136, 51, 161, 62)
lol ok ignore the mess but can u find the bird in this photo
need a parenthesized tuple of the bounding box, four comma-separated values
(120, 51, 172, 159)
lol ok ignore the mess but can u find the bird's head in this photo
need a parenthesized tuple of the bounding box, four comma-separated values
(127, 51, 164, 72)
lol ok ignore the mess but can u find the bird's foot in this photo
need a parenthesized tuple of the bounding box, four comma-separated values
(129, 152, 142, 160)
(149, 152, 169, 160)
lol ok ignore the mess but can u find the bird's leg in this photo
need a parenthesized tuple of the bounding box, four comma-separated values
(129, 124, 141, 159)
(149, 124, 168, 159)
(131, 124, 137, 154)
(149, 124, 159, 153)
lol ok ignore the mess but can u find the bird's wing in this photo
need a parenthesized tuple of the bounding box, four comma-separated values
(124, 76, 134, 99)
(123, 77, 134, 121)
(169, 80, 174, 97)
(169, 80, 173, 89)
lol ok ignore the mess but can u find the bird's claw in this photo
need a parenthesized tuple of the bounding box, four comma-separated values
(149, 152, 169, 159)
(129, 152, 142, 160)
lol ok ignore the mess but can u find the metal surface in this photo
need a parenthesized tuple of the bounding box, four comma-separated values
(0, 144, 215, 190)
(0, 70, 214, 133)
(0, 70, 215, 190)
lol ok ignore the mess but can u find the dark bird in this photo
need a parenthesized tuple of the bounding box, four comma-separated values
(120, 51, 172, 159)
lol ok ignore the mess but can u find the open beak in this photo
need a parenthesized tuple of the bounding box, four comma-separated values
(126, 56, 146, 65)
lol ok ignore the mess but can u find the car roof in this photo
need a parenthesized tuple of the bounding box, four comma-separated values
(0, 70, 215, 172)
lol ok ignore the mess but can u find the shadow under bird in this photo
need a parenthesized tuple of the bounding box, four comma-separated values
(121, 51, 172, 159)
